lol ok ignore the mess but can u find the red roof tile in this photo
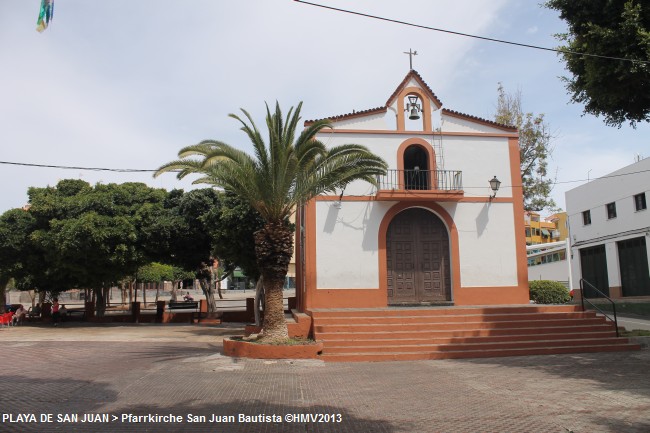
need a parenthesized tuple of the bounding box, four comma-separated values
(385, 70, 442, 108)
(441, 108, 517, 132)
(305, 106, 387, 126)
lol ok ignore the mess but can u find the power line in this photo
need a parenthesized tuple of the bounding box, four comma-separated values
(0, 160, 161, 173)
(2, 160, 648, 188)
(294, 0, 650, 65)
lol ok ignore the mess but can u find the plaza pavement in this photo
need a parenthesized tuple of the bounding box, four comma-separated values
(1, 322, 649, 433)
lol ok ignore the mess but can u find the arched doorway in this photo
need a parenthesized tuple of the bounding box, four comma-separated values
(403, 145, 429, 190)
(386, 208, 451, 304)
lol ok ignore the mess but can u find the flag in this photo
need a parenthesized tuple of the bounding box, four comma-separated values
(36, 0, 54, 33)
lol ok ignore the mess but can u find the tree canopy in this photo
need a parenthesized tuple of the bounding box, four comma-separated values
(545, 0, 650, 127)
(155, 101, 387, 341)
(0, 180, 266, 315)
(495, 84, 557, 212)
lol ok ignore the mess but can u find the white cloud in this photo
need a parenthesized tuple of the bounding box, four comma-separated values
(0, 0, 648, 215)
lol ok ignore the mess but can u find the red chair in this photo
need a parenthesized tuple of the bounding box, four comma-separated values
(1, 312, 14, 327)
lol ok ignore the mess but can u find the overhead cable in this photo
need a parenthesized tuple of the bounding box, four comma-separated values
(294, 0, 650, 65)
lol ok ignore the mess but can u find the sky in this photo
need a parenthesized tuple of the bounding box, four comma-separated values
(1, 0, 648, 216)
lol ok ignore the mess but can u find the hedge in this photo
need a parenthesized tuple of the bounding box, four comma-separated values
(529, 280, 571, 304)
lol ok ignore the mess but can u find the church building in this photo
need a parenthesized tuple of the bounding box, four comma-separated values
(295, 70, 529, 311)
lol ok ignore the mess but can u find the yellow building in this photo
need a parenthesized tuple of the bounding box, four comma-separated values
(524, 211, 557, 245)
(545, 212, 568, 242)
(525, 211, 568, 266)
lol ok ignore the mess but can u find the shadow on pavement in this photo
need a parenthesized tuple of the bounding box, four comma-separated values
(0, 375, 119, 433)
(455, 350, 650, 398)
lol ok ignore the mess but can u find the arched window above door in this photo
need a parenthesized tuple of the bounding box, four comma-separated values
(397, 138, 436, 191)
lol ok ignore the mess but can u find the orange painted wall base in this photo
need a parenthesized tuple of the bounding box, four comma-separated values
(453, 285, 530, 305)
(223, 339, 324, 360)
(306, 285, 530, 309)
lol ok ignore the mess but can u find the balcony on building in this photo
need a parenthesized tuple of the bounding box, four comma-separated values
(376, 169, 464, 201)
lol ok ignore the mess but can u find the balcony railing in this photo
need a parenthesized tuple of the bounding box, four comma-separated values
(377, 169, 463, 191)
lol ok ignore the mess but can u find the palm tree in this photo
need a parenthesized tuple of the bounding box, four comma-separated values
(155, 102, 387, 342)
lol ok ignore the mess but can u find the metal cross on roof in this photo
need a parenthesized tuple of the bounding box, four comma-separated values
(403, 49, 418, 70)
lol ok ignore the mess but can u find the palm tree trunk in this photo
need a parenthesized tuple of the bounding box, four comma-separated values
(255, 221, 293, 342)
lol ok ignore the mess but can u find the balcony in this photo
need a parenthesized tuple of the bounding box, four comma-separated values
(376, 169, 464, 201)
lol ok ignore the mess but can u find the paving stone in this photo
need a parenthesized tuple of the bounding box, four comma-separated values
(1, 324, 649, 432)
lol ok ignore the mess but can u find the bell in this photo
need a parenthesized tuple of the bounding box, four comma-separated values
(409, 106, 420, 120)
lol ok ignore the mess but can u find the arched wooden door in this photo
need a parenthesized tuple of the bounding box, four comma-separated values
(387, 208, 451, 304)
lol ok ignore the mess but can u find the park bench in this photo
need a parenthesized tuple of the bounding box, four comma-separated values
(166, 300, 201, 322)
(168, 301, 199, 310)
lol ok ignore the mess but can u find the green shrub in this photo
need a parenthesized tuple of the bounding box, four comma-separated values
(529, 280, 571, 304)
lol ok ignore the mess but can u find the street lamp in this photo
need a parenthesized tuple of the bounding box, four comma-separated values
(489, 176, 501, 199)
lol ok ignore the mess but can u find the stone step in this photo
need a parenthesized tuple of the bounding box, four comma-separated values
(318, 330, 619, 347)
(319, 344, 642, 362)
(314, 317, 608, 333)
(323, 337, 630, 354)
(315, 323, 616, 340)
(314, 311, 597, 325)
(310, 305, 581, 318)
(311, 306, 638, 362)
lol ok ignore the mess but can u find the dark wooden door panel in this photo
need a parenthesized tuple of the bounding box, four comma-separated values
(387, 208, 451, 304)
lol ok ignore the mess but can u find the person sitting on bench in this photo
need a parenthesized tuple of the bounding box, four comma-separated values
(13, 304, 27, 325)
(183, 292, 194, 302)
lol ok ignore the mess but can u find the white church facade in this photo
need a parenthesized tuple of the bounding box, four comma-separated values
(295, 70, 529, 311)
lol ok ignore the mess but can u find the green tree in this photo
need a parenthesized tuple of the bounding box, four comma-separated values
(205, 191, 265, 280)
(0, 208, 36, 313)
(27, 180, 168, 315)
(545, 0, 650, 127)
(495, 84, 557, 212)
(144, 188, 222, 310)
(156, 102, 387, 342)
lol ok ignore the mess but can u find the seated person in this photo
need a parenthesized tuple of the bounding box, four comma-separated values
(13, 305, 27, 325)
(59, 304, 68, 317)
(183, 292, 194, 302)
(28, 303, 41, 319)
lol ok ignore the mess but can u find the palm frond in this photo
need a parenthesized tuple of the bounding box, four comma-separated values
(156, 102, 387, 223)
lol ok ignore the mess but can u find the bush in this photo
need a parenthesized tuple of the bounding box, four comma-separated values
(529, 280, 571, 304)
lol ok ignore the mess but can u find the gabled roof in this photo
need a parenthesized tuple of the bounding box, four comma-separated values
(441, 108, 517, 132)
(305, 69, 440, 125)
(304, 70, 516, 132)
(385, 69, 442, 108)
(305, 106, 387, 126)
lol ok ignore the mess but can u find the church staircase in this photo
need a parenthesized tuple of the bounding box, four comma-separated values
(311, 305, 640, 362)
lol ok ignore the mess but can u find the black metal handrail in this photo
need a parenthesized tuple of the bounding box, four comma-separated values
(580, 278, 619, 337)
(377, 169, 463, 191)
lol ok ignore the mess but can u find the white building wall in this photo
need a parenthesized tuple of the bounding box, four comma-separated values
(448, 202, 518, 287)
(329, 112, 390, 130)
(566, 157, 650, 290)
(443, 136, 513, 199)
(314, 200, 519, 289)
(315, 133, 513, 199)
(528, 261, 569, 283)
(441, 114, 510, 134)
(314, 200, 389, 289)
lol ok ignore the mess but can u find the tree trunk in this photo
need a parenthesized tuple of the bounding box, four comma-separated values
(155, 283, 160, 303)
(95, 287, 106, 317)
(254, 221, 293, 342)
(171, 280, 179, 302)
(0, 275, 9, 314)
(198, 277, 217, 313)
(104, 286, 110, 308)
(142, 282, 147, 307)
(217, 278, 223, 299)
